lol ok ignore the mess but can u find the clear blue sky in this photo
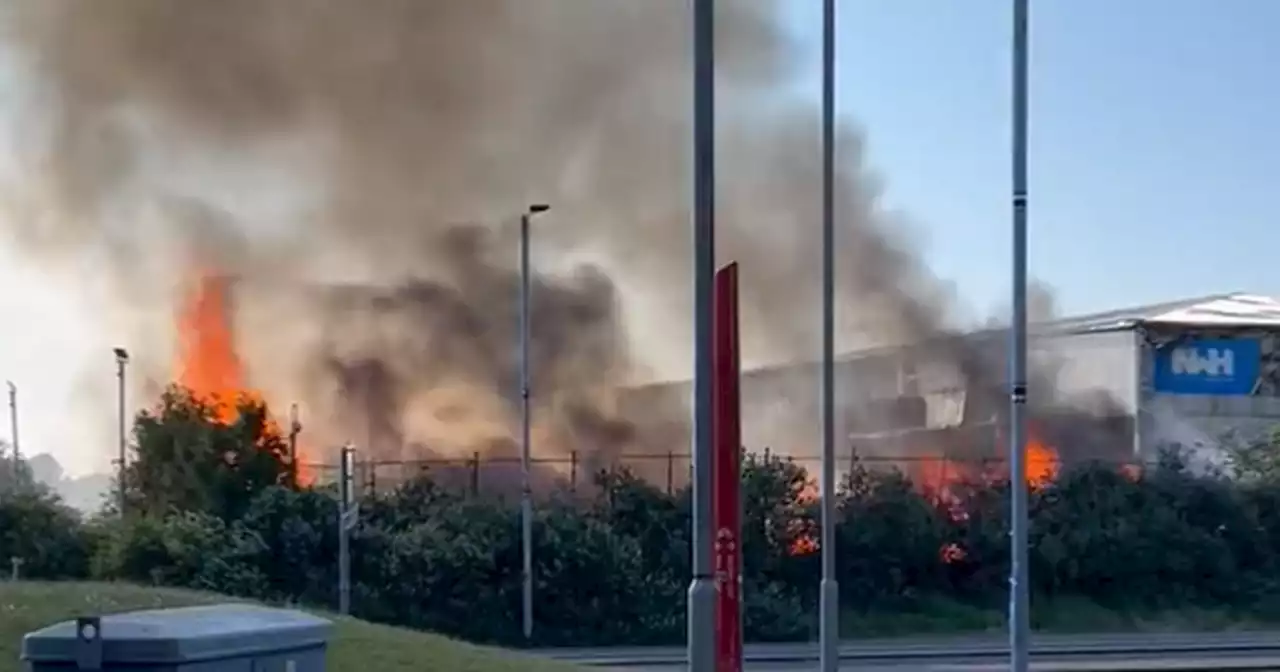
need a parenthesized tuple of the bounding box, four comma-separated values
(782, 0, 1280, 317)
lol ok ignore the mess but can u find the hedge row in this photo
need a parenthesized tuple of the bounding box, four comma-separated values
(5, 444, 1280, 647)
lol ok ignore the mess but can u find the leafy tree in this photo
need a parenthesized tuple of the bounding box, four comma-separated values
(0, 486, 90, 579)
(0, 439, 38, 494)
(122, 386, 291, 520)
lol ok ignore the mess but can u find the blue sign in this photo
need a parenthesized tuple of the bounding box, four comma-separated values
(1152, 338, 1261, 396)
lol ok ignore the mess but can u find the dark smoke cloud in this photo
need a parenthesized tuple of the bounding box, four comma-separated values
(0, 0, 1128, 472)
(307, 224, 627, 462)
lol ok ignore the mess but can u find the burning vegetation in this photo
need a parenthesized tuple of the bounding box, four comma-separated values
(176, 271, 312, 483)
(176, 273, 252, 424)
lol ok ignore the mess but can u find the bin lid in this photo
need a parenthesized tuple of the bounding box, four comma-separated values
(21, 603, 333, 665)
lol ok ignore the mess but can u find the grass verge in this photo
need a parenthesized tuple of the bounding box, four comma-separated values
(841, 594, 1280, 639)
(0, 581, 579, 672)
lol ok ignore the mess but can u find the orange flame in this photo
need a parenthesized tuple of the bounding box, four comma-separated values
(788, 478, 820, 555)
(176, 272, 311, 483)
(775, 427, 1063, 559)
(177, 274, 248, 422)
(912, 428, 1059, 495)
(1026, 434, 1058, 487)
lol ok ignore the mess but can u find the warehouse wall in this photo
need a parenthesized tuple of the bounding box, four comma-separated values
(1138, 326, 1280, 469)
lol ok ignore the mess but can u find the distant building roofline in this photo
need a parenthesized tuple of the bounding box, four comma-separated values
(626, 291, 1280, 389)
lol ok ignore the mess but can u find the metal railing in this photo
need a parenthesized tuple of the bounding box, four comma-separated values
(301, 448, 1138, 499)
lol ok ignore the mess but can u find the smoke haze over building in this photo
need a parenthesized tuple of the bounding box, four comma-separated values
(0, 0, 1108, 472)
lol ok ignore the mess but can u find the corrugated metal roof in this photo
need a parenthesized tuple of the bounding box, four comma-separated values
(1043, 292, 1280, 333)
(630, 292, 1280, 387)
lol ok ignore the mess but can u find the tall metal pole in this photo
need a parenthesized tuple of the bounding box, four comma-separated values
(688, 0, 717, 669)
(1008, 0, 1031, 670)
(114, 348, 129, 515)
(519, 203, 549, 642)
(818, 0, 840, 669)
(288, 403, 301, 489)
(338, 443, 356, 615)
(520, 210, 533, 642)
(7, 381, 18, 461)
(6, 381, 18, 487)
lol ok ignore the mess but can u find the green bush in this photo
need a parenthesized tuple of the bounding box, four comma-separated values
(11, 423, 1280, 647)
(88, 509, 269, 597)
(0, 488, 91, 579)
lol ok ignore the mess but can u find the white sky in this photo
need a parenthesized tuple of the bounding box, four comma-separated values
(0, 46, 134, 477)
(0, 243, 114, 477)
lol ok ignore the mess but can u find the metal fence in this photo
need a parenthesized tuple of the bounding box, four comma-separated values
(302, 448, 1138, 500)
(303, 451, 690, 498)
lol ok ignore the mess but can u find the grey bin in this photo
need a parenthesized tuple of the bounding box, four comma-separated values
(21, 603, 333, 672)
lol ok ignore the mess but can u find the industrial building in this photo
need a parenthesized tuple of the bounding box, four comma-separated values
(615, 293, 1280, 472)
(1061, 292, 1280, 461)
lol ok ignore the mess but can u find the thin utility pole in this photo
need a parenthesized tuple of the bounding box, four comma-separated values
(518, 203, 549, 641)
(1008, 0, 1032, 670)
(114, 348, 129, 515)
(6, 381, 18, 487)
(818, 1, 840, 670)
(688, 0, 717, 669)
(289, 403, 301, 488)
(338, 443, 357, 615)
(7, 381, 18, 459)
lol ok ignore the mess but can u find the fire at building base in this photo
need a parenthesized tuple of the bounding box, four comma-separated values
(173, 273, 1280, 501)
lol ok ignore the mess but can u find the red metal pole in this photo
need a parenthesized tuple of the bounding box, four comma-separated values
(712, 262, 742, 672)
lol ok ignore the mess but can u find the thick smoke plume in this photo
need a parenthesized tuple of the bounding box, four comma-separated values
(0, 0, 1127, 474)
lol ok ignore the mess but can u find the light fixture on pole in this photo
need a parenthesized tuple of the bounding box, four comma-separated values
(1008, 0, 1031, 670)
(519, 202, 550, 641)
(113, 347, 129, 516)
(818, 0, 840, 670)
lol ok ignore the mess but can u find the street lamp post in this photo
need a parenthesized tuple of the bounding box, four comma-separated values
(113, 347, 129, 516)
(1008, 0, 1032, 670)
(519, 202, 550, 642)
(688, 0, 717, 669)
(818, 1, 840, 670)
(338, 443, 357, 615)
(289, 403, 302, 489)
(6, 380, 18, 486)
(7, 381, 17, 459)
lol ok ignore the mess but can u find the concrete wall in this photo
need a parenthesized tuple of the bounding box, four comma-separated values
(1031, 330, 1139, 415)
